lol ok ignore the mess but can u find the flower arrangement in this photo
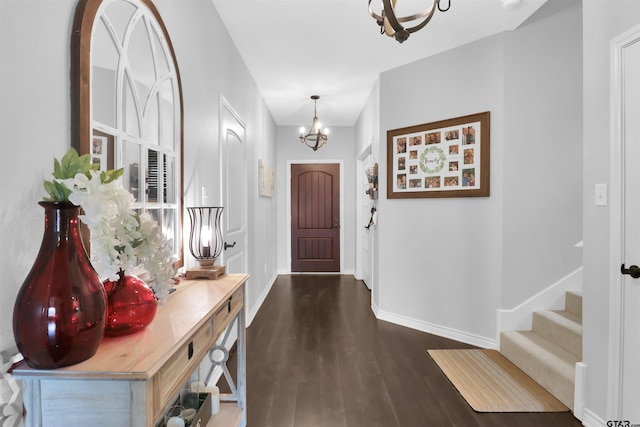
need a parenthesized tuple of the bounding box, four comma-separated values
(44, 148, 176, 302)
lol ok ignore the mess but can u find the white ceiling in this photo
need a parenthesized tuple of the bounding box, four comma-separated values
(211, 0, 547, 127)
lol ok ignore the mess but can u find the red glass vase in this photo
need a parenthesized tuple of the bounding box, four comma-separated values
(13, 201, 107, 369)
(103, 271, 158, 337)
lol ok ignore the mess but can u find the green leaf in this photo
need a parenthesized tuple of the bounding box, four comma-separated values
(101, 168, 124, 184)
(43, 180, 71, 201)
(53, 158, 62, 179)
(60, 148, 77, 178)
(43, 147, 125, 202)
(78, 153, 95, 177)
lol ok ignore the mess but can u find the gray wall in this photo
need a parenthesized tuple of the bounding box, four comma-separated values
(158, 0, 279, 319)
(502, 1, 583, 308)
(377, 34, 505, 345)
(357, 0, 583, 347)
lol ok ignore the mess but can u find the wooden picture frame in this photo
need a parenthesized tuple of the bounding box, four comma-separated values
(387, 111, 490, 199)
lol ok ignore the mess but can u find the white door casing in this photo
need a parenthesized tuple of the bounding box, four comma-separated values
(609, 23, 640, 423)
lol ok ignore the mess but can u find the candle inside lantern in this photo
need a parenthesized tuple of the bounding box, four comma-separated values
(201, 225, 211, 258)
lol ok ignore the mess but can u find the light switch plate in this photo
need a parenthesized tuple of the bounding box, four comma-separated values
(201, 185, 208, 205)
(595, 183, 607, 206)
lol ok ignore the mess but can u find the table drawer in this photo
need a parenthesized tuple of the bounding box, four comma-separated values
(155, 318, 213, 418)
(214, 287, 243, 338)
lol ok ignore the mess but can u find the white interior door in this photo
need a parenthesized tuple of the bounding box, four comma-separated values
(361, 153, 373, 290)
(611, 25, 640, 422)
(620, 35, 640, 422)
(220, 97, 247, 275)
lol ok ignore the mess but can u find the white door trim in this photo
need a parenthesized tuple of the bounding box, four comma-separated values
(286, 159, 344, 274)
(607, 22, 640, 420)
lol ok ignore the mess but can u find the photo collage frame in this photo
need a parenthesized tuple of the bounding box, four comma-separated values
(387, 111, 490, 199)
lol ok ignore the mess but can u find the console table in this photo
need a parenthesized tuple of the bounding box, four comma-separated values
(12, 274, 249, 427)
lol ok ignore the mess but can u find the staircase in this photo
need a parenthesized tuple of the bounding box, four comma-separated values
(500, 290, 582, 411)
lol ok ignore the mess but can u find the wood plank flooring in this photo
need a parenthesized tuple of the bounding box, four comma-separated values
(223, 274, 583, 427)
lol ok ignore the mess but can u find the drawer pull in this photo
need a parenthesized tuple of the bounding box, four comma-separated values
(188, 341, 194, 359)
(227, 298, 232, 313)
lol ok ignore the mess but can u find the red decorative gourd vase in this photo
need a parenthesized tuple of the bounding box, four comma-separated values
(13, 201, 107, 369)
(103, 270, 158, 337)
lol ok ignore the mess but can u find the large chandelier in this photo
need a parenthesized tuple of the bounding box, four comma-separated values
(368, 0, 451, 43)
(299, 95, 329, 152)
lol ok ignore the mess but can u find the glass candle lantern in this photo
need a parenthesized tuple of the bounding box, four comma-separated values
(187, 207, 224, 268)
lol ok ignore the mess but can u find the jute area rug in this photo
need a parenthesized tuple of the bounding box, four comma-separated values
(427, 349, 569, 413)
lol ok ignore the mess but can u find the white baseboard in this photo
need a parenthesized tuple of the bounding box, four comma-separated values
(581, 407, 606, 427)
(247, 272, 277, 327)
(371, 298, 380, 318)
(496, 267, 583, 346)
(574, 362, 587, 422)
(376, 308, 496, 349)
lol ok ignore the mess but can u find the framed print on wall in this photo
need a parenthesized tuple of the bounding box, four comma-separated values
(386, 111, 490, 199)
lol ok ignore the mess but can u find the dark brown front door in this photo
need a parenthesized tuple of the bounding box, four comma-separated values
(291, 163, 340, 272)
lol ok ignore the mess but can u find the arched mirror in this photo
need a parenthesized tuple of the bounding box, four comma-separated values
(71, 0, 184, 268)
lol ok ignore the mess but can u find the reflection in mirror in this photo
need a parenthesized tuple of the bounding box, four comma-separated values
(72, 0, 184, 268)
(123, 139, 141, 201)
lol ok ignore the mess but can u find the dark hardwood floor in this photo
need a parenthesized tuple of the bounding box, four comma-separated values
(223, 274, 583, 427)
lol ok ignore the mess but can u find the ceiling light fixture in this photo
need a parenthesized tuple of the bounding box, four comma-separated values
(299, 95, 329, 152)
(368, 0, 451, 43)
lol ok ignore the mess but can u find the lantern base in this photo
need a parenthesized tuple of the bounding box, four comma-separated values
(186, 265, 226, 280)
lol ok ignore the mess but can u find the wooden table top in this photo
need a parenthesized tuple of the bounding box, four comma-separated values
(12, 274, 249, 380)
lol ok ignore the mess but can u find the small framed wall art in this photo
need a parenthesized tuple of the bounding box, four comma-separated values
(386, 111, 490, 199)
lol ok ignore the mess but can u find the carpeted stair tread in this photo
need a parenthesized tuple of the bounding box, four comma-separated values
(532, 310, 582, 358)
(500, 330, 578, 410)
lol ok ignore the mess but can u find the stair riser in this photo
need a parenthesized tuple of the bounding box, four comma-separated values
(532, 312, 582, 359)
(565, 291, 582, 319)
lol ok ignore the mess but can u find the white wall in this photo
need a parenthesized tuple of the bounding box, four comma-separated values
(582, 0, 640, 421)
(0, 0, 278, 356)
(276, 126, 356, 274)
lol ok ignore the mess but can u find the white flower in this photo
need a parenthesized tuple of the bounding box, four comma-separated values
(63, 170, 176, 302)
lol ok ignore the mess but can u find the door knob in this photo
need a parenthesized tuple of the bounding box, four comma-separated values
(224, 241, 236, 250)
(621, 263, 640, 278)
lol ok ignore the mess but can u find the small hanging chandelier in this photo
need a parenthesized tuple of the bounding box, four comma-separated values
(299, 95, 329, 152)
(368, 0, 451, 44)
